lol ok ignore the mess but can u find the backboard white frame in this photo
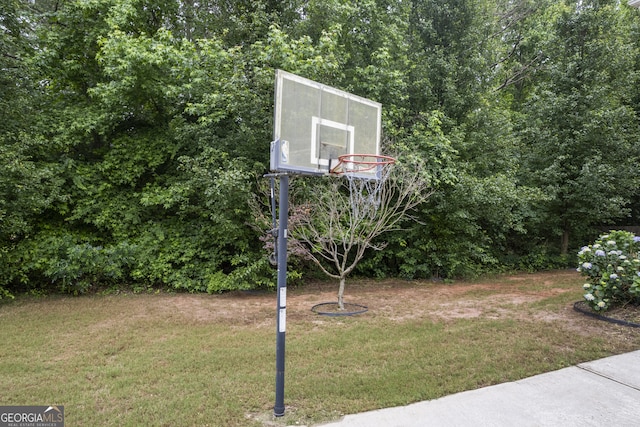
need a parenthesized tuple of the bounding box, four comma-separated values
(310, 117, 355, 167)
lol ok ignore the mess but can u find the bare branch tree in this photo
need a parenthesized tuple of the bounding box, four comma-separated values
(288, 159, 432, 310)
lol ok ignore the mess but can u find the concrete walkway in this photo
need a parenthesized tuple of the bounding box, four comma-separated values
(314, 350, 640, 427)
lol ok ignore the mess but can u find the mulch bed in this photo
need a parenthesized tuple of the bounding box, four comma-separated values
(573, 301, 640, 328)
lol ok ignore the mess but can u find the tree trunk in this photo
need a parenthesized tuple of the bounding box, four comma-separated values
(561, 229, 569, 256)
(337, 277, 346, 310)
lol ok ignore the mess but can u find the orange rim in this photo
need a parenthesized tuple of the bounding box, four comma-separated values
(329, 154, 396, 174)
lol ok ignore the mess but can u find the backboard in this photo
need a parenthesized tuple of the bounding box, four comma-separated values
(270, 70, 382, 179)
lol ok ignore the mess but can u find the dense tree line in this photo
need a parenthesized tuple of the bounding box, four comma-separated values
(1, 0, 639, 297)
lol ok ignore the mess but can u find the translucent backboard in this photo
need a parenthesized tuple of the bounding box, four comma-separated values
(270, 70, 382, 178)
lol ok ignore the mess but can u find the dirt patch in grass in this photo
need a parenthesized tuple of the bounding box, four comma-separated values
(25, 272, 637, 357)
(151, 269, 639, 340)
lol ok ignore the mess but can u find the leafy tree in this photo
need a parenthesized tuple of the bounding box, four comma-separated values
(3, 0, 349, 293)
(491, 0, 553, 99)
(360, 110, 545, 279)
(3, 0, 639, 295)
(0, 0, 67, 295)
(407, 0, 497, 124)
(620, 3, 640, 225)
(517, 0, 640, 254)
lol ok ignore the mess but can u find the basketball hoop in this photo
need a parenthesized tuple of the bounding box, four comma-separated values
(328, 154, 397, 219)
(329, 154, 396, 176)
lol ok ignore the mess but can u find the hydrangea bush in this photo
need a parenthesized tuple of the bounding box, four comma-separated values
(577, 230, 640, 312)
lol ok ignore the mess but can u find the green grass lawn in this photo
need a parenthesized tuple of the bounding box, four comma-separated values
(1, 271, 639, 426)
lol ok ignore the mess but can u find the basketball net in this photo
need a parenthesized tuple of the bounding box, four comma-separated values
(330, 154, 396, 219)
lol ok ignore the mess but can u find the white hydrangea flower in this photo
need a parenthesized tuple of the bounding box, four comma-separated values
(578, 246, 591, 255)
(585, 293, 595, 301)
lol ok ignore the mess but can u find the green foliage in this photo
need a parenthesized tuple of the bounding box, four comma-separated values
(206, 256, 277, 294)
(517, 0, 640, 252)
(577, 231, 640, 312)
(503, 246, 569, 273)
(45, 242, 137, 295)
(0, 138, 64, 240)
(1, 0, 352, 294)
(2, 0, 640, 293)
(5, 230, 134, 295)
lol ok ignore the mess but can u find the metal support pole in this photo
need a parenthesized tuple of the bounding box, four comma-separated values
(274, 174, 289, 417)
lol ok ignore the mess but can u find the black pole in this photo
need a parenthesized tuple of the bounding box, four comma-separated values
(274, 174, 289, 417)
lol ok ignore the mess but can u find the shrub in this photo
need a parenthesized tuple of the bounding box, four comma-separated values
(0, 286, 14, 300)
(576, 230, 640, 312)
(45, 242, 137, 295)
